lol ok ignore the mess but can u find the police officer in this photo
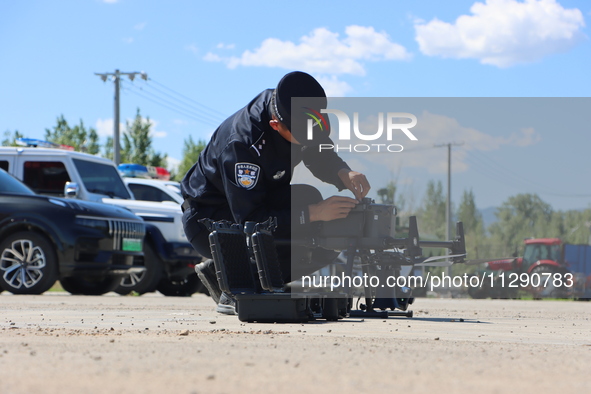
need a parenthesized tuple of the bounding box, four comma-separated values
(181, 71, 370, 314)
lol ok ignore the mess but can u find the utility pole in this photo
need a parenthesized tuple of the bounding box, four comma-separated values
(95, 70, 148, 165)
(434, 142, 463, 275)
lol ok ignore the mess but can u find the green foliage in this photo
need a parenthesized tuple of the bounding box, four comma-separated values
(44, 115, 100, 154)
(377, 181, 396, 204)
(457, 189, 486, 260)
(104, 108, 168, 168)
(120, 109, 167, 167)
(103, 136, 114, 161)
(417, 180, 447, 240)
(546, 208, 591, 245)
(488, 193, 553, 256)
(173, 135, 206, 181)
(1, 130, 24, 146)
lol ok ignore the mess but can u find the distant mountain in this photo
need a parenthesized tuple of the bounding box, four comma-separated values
(479, 206, 498, 229)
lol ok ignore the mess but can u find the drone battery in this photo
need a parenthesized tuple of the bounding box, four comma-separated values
(208, 228, 257, 294)
(251, 230, 284, 291)
(236, 294, 310, 323)
(363, 203, 396, 239)
(320, 200, 396, 239)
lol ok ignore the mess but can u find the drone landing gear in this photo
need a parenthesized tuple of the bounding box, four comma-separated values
(349, 309, 414, 318)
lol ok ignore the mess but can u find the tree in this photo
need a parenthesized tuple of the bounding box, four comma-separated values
(105, 109, 168, 168)
(377, 181, 396, 205)
(44, 115, 100, 154)
(488, 193, 553, 256)
(547, 208, 591, 245)
(1, 130, 24, 146)
(417, 180, 447, 240)
(173, 135, 207, 181)
(457, 189, 486, 259)
(103, 136, 114, 160)
(377, 180, 407, 212)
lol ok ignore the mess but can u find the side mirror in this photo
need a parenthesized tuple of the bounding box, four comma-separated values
(64, 182, 79, 198)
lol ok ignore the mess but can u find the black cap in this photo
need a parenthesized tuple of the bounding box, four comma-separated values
(271, 71, 331, 146)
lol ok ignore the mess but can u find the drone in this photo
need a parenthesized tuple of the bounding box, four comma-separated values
(201, 198, 467, 323)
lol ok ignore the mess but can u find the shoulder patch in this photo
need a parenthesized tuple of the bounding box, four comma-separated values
(235, 163, 260, 190)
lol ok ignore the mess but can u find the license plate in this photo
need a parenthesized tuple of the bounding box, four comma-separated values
(122, 238, 142, 252)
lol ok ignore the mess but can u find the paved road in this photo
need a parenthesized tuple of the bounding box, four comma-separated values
(1, 293, 590, 394)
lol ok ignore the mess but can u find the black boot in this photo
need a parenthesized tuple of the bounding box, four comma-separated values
(194, 259, 222, 304)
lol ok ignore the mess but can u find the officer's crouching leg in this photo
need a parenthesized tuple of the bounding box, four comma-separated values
(182, 206, 223, 305)
(275, 184, 339, 283)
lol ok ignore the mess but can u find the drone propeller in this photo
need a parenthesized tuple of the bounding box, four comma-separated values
(462, 257, 515, 265)
(413, 253, 467, 267)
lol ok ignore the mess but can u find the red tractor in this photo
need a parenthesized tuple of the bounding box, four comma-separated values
(469, 238, 590, 299)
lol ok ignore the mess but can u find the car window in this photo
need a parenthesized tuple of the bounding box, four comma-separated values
(0, 160, 8, 172)
(73, 158, 131, 199)
(23, 161, 71, 196)
(0, 169, 35, 195)
(128, 183, 177, 203)
(165, 184, 182, 196)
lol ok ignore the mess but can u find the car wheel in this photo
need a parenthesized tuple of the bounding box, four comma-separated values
(115, 243, 163, 295)
(60, 276, 120, 295)
(467, 274, 489, 299)
(0, 232, 58, 294)
(530, 265, 566, 299)
(156, 273, 205, 297)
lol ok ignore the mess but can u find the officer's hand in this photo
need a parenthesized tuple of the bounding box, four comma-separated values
(308, 196, 358, 222)
(338, 169, 371, 201)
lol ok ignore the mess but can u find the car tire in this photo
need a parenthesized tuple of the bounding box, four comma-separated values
(467, 274, 489, 299)
(0, 232, 58, 294)
(530, 265, 567, 299)
(156, 273, 204, 297)
(60, 276, 120, 295)
(115, 243, 164, 295)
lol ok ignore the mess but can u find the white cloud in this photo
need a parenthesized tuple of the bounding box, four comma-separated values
(404, 111, 540, 172)
(413, 111, 541, 149)
(216, 42, 235, 50)
(415, 0, 586, 67)
(95, 118, 121, 138)
(509, 127, 541, 146)
(146, 119, 167, 138)
(102, 0, 118, 3)
(166, 156, 181, 173)
(202, 52, 220, 61)
(343, 111, 542, 175)
(315, 75, 352, 97)
(95, 118, 167, 139)
(123, 37, 134, 44)
(205, 25, 410, 76)
(185, 44, 199, 56)
(134, 22, 147, 31)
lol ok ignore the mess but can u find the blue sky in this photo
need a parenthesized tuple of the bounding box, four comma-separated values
(1, 0, 590, 211)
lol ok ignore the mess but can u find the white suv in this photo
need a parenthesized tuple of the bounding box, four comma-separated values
(0, 147, 203, 296)
(123, 178, 183, 205)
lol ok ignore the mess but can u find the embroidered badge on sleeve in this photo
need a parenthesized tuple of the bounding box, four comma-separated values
(235, 163, 261, 190)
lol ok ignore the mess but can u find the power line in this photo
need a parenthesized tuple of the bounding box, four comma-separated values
(148, 78, 228, 119)
(121, 81, 221, 128)
(138, 82, 226, 125)
(122, 80, 226, 125)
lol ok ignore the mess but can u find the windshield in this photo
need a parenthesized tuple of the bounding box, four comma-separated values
(523, 243, 561, 268)
(73, 158, 131, 199)
(0, 169, 35, 195)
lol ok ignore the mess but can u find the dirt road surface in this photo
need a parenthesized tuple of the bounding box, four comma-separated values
(0, 293, 589, 394)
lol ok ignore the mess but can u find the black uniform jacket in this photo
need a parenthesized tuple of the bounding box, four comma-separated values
(181, 89, 350, 232)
